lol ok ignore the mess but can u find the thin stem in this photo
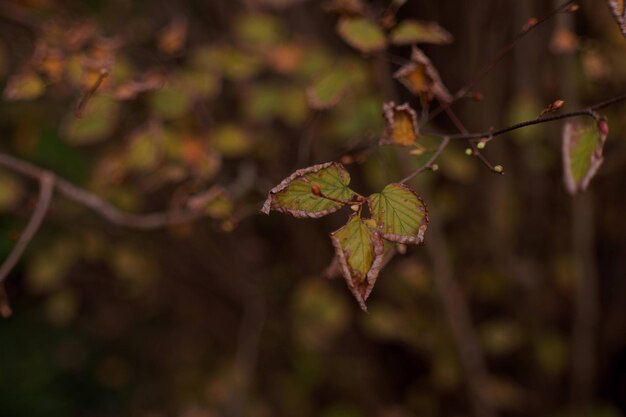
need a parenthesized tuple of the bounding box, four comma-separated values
(75, 69, 109, 117)
(428, 0, 576, 122)
(400, 136, 449, 184)
(0, 172, 55, 286)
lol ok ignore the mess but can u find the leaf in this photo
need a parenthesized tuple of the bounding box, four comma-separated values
(336, 17, 387, 53)
(608, 0, 626, 38)
(562, 120, 607, 195)
(210, 124, 254, 158)
(379, 102, 419, 146)
(3, 71, 45, 100)
(306, 70, 349, 110)
(390, 20, 453, 46)
(330, 214, 384, 310)
(262, 162, 356, 218)
(235, 13, 284, 49)
(158, 17, 188, 54)
(367, 183, 428, 244)
(393, 47, 452, 103)
(63, 96, 119, 144)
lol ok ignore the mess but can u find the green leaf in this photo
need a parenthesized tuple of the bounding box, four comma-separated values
(3, 71, 45, 100)
(562, 120, 607, 195)
(306, 70, 349, 110)
(390, 20, 453, 46)
(330, 214, 384, 310)
(336, 17, 387, 53)
(210, 124, 254, 158)
(367, 183, 428, 244)
(62, 96, 119, 144)
(262, 162, 356, 218)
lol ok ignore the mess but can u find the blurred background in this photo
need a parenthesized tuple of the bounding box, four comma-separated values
(0, 0, 625, 416)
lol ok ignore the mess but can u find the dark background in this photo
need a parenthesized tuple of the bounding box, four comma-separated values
(0, 0, 625, 416)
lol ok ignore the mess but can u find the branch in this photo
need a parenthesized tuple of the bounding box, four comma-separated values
(0, 171, 55, 316)
(0, 152, 210, 230)
(421, 93, 626, 142)
(428, 0, 577, 121)
(400, 136, 449, 184)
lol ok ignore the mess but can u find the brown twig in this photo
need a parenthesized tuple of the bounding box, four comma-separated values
(428, 0, 576, 122)
(400, 136, 449, 184)
(0, 171, 55, 288)
(74, 68, 109, 117)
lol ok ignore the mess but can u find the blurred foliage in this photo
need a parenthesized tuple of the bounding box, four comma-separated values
(0, 0, 626, 417)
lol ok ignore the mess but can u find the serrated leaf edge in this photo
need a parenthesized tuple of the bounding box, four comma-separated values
(367, 183, 429, 244)
(330, 216, 385, 311)
(261, 161, 352, 218)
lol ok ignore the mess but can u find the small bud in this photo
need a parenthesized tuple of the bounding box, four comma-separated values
(566, 3, 579, 12)
(477, 140, 487, 150)
(465, 148, 473, 156)
(493, 165, 504, 174)
(430, 163, 439, 172)
(597, 118, 609, 136)
(350, 204, 360, 212)
(340, 155, 354, 165)
(523, 17, 539, 32)
(311, 184, 321, 196)
(552, 99, 565, 110)
(470, 92, 484, 101)
(355, 195, 366, 203)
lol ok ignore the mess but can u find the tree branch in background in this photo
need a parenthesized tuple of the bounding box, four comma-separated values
(0, 171, 55, 316)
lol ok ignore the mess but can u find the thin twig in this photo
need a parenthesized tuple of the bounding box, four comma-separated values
(74, 68, 109, 117)
(0, 152, 210, 230)
(0, 172, 55, 286)
(428, 0, 576, 121)
(420, 93, 626, 142)
(400, 136, 449, 184)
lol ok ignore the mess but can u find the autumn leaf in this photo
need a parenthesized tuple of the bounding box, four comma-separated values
(262, 162, 356, 218)
(393, 47, 452, 103)
(158, 17, 188, 54)
(330, 214, 384, 310)
(367, 183, 428, 244)
(389, 20, 453, 46)
(336, 17, 387, 53)
(379, 102, 419, 146)
(607, 0, 626, 37)
(562, 119, 608, 195)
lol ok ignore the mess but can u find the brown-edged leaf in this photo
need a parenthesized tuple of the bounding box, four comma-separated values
(380, 101, 419, 146)
(330, 214, 384, 310)
(262, 162, 356, 218)
(390, 20, 453, 46)
(367, 183, 428, 244)
(562, 119, 607, 195)
(393, 46, 452, 103)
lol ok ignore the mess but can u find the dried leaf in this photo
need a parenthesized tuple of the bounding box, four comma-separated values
(3, 71, 45, 100)
(336, 17, 387, 53)
(330, 214, 384, 310)
(158, 17, 188, 54)
(113, 72, 166, 100)
(562, 120, 607, 195)
(380, 102, 419, 146)
(393, 47, 452, 103)
(390, 20, 453, 46)
(306, 70, 349, 110)
(367, 183, 428, 244)
(262, 162, 356, 218)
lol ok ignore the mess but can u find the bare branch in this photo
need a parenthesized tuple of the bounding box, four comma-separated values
(0, 171, 55, 287)
(0, 152, 211, 230)
(400, 136, 449, 184)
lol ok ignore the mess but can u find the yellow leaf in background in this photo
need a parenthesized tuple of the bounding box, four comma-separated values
(3, 71, 45, 100)
(379, 102, 419, 146)
(336, 17, 387, 53)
